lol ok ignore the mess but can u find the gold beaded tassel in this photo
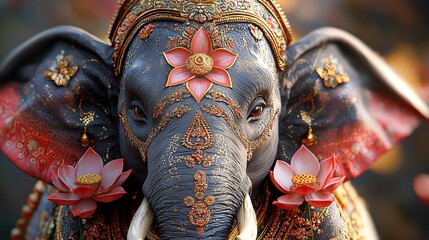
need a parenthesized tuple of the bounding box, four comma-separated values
(78, 99, 96, 148)
(10, 181, 46, 240)
(300, 110, 317, 146)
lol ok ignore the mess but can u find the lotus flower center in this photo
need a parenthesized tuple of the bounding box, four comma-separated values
(76, 174, 102, 190)
(292, 174, 317, 185)
(187, 53, 213, 76)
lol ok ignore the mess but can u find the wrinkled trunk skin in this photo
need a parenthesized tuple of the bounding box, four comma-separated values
(142, 123, 251, 239)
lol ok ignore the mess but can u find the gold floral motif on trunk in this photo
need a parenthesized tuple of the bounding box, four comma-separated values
(181, 111, 215, 234)
(184, 170, 215, 235)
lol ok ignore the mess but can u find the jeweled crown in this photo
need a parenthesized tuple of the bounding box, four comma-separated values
(108, 0, 293, 75)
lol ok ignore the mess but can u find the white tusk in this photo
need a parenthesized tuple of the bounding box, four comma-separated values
(127, 197, 154, 240)
(236, 193, 257, 240)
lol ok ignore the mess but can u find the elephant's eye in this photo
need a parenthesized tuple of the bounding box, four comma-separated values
(249, 105, 263, 118)
(247, 98, 266, 121)
(133, 106, 145, 119)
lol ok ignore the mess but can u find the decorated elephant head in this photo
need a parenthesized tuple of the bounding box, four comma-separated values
(2, 0, 428, 239)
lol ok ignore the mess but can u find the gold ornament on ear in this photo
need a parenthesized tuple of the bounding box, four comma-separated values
(44, 50, 78, 87)
(316, 55, 350, 89)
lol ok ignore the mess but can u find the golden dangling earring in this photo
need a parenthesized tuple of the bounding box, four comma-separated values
(78, 100, 95, 148)
(79, 126, 95, 148)
(300, 110, 317, 146)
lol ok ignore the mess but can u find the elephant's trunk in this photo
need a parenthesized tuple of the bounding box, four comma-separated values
(146, 168, 251, 238)
(134, 125, 253, 239)
(127, 194, 257, 239)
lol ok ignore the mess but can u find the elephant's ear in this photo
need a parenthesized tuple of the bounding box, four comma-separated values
(0, 26, 120, 184)
(278, 27, 429, 181)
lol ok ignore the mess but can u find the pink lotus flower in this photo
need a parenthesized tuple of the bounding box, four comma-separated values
(270, 145, 345, 209)
(163, 27, 237, 103)
(48, 148, 132, 218)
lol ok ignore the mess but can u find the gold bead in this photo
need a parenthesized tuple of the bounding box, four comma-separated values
(186, 53, 213, 76)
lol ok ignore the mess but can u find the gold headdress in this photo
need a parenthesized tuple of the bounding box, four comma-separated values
(108, 0, 293, 75)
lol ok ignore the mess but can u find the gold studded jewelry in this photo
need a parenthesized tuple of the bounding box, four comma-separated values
(187, 53, 214, 76)
(184, 170, 215, 235)
(108, 0, 293, 75)
(181, 111, 214, 150)
(78, 99, 96, 148)
(316, 55, 350, 89)
(300, 110, 317, 147)
(44, 50, 78, 87)
(181, 111, 215, 168)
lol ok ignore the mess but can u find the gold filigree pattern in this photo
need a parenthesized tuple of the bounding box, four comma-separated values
(153, 89, 192, 119)
(120, 103, 192, 161)
(316, 55, 350, 88)
(201, 101, 277, 160)
(138, 23, 155, 41)
(334, 182, 366, 239)
(178, 110, 216, 234)
(205, 90, 242, 117)
(181, 111, 214, 150)
(184, 170, 215, 235)
(181, 111, 214, 168)
(182, 0, 217, 22)
(44, 50, 78, 87)
(166, 23, 235, 51)
(184, 149, 213, 168)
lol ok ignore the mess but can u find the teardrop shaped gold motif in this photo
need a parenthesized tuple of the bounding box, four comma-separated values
(181, 111, 213, 150)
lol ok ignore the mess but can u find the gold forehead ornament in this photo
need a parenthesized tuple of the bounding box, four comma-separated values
(108, 0, 293, 76)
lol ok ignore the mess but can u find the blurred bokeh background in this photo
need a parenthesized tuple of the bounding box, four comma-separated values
(0, 0, 428, 239)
